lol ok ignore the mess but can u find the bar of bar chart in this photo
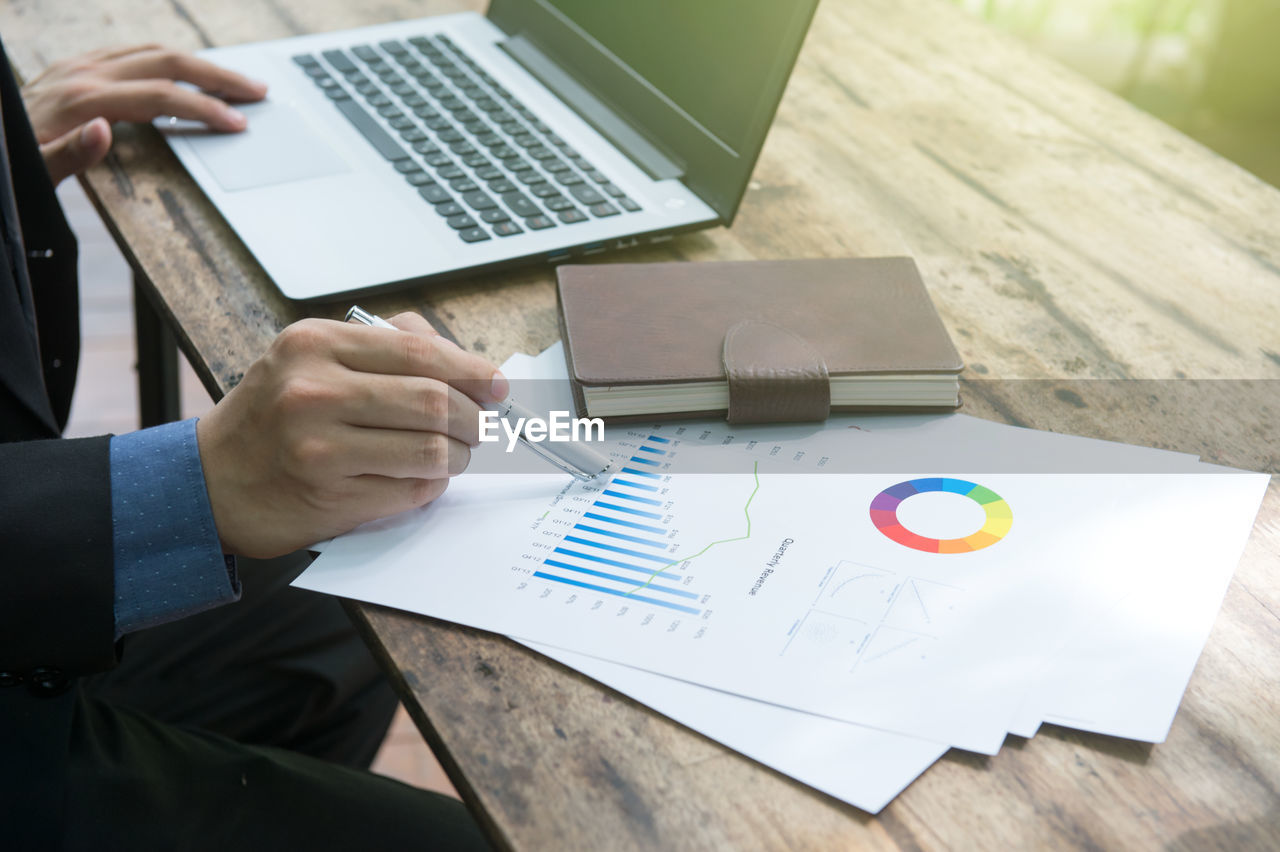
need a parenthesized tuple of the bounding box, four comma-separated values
(532, 432, 705, 616)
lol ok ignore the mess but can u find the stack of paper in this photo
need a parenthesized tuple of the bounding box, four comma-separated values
(297, 346, 1269, 813)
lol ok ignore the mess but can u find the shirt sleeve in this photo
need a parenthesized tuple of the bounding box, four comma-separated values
(109, 418, 240, 637)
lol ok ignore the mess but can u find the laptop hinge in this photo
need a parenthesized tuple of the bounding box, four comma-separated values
(499, 34, 684, 181)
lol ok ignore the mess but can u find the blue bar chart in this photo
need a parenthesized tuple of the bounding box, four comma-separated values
(533, 433, 704, 615)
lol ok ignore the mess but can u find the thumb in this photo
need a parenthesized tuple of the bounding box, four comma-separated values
(38, 118, 112, 186)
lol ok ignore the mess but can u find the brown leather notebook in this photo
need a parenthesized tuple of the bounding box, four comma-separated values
(556, 258, 963, 423)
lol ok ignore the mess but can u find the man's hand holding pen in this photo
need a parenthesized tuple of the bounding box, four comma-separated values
(196, 312, 508, 558)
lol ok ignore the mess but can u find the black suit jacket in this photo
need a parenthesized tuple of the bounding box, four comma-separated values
(0, 39, 115, 678)
(0, 39, 117, 844)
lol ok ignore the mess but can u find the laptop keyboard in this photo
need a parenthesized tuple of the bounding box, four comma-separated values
(292, 34, 642, 244)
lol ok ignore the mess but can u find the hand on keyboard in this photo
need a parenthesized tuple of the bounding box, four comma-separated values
(22, 45, 267, 185)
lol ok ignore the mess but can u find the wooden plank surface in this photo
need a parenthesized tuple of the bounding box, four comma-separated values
(5, 0, 1278, 848)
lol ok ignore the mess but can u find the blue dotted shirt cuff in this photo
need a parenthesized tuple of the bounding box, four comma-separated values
(110, 418, 240, 638)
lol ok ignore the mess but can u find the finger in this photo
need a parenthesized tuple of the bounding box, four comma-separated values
(74, 79, 249, 131)
(338, 374, 483, 446)
(335, 427, 473, 479)
(38, 118, 112, 185)
(344, 474, 450, 519)
(105, 49, 268, 102)
(331, 322, 509, 405)
(90, 43, 166, 62)
(383, 310, 506, 408)
(387, 311, 444, 338)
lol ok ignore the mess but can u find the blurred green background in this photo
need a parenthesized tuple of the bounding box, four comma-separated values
(951, 0, 1280, 186)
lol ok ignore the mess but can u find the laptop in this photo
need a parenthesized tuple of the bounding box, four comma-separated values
(159, 1, 820, 301)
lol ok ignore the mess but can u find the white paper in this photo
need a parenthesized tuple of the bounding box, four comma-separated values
(1010, 466, 1268, 740)
(297, 419, 1258, 754)
(297, 344, 1269, 809)
(520, 640, 949, 813)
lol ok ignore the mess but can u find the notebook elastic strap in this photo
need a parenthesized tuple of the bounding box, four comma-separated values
(722, 319, 830, 424)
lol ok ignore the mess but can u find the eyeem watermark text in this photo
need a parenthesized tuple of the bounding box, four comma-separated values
(479, 410, 604, 452)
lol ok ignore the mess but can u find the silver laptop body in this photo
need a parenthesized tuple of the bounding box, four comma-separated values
(159, 2, 818, 300)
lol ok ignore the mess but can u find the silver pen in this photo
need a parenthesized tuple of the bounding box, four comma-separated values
(345, 306, 612, 481)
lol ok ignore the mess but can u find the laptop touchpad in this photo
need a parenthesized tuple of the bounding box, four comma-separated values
(175, 100, 349, 192)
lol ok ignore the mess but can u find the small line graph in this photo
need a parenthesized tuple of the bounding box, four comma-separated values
(884, 577, 963, 632)
(811, 561, 897, 622)
(864, 630, 925, 663)
(784, 559, 964, 674)
(853, 625, 936, 676)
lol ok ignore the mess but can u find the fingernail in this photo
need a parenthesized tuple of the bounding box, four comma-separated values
(490, 371, 509, 402)
(224, 106, 247, 129)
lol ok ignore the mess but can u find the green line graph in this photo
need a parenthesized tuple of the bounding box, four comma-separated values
(625, 461, 761, 596)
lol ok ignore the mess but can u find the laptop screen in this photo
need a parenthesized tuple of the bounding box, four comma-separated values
(489, 0, 819, 223)
(539, 1, 804, 154)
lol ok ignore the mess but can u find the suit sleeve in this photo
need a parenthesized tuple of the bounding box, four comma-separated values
(111, 419, 239, 636)
(0, 434, 115, 676)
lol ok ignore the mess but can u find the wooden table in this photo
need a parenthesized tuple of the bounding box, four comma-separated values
(6, 0, 1279, 847)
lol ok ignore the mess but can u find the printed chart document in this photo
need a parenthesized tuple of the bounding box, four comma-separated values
(309, 443, 1257, 752)
(297, 347, 1269, 810)
(297, 362, 1267, 759)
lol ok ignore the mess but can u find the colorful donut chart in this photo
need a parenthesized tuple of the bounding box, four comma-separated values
(869, 478, 1012, 553)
